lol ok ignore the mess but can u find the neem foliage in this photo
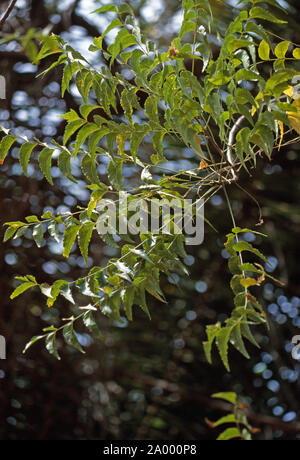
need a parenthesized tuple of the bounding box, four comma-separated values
(1, 0, 300, 374)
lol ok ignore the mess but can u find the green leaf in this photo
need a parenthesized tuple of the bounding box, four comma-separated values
(102, 18, 123, 38)
(46, 280, 67, 307)
(75, 70, 93, 103)
(107, 160, 124, 190)
(38, 148, 54, 185)
(61, 109, 82, 123)
(79, 104, 100, 120)
(63, 322, 85, 353)
(88, 128, 108, 155)
(108, 28, 137, 64)
(0, 135, 17, 164)
(258, 40, 270, 60)
(250, 125, 274, 159)
(25, 215, 39, 223)
(230, 323, 250, 359)
(233, 241, 268, 263)
(59, 282, 75, 304)
(275, 41, 290, 58)
(92, 5, 117, 14)
(226, 37, 254, 54)
(240, 321, 260, 348)
(74, 123, 99, 156)
(61, 61, 80, 97)
(81, 155, 101, 185)
(212, 392, 237, 405)
(10, 282, 36, 299)
(216, 327, 232, 371)
(245, 22, 272, 47)
(23, 335, 45, 354)
(121, 286, 135, 321)
(19, 142, 36, 175)
(32, 223, 44, 247)
(265, 69, 296, 95)
(78, 223, 95, 265)
(45, 332, 61, 360)
(134, 287, 151, 319)
(63, 225, 80, 258)
(235, 88, 256, 106)
(42, 211, 54, 220)
(217, 427, 241, 441)
(37, 35, 63, 62)
(98, 231, 119, 249)
(83, 311, 103, 340)
(48, 221, 60, 243)
(179, 20, 196, 39)
(249, 6, 287, 23)
(3, 226, 17, 242)
(212, 414, 236, 427)
(13, 226, 27, 240)
(203, 324, 219, 364)
(76, 278, 94, 297)
(235, 69, 261, 82)
(57, 151, 77, 182)
(63, 119, 86, 145)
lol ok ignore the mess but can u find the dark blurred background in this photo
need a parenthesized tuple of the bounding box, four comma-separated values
(0, 0, 300, 440)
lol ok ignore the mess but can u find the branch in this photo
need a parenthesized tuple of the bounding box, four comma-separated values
(226, 95, 290, 181)
(121, 371, 300, 435)
(226, 115, 245, 181)
(0, 0, 17, 30)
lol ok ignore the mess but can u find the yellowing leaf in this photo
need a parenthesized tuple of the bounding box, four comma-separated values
(251, 92, 264, 116)
(287, 99, 300, 135)
(240, 277, 258, 288)
(258, 40, 270, 61)
(193, 136, 204, 157)
(200, 160, 208, 169)
(284, 85, 294, 98)
(293, 48, 300, 59)
(275, 41, 290, 59)
(168, 45, 179, 58)
(278, 120, 284, 150)
(116, 134, 126, 156)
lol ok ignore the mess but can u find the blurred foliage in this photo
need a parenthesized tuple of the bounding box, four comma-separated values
(0, 0, 300, 441)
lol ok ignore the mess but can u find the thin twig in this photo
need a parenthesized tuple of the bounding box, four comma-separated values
(226, 115, 245, 180)
(0, 0, 17, 30)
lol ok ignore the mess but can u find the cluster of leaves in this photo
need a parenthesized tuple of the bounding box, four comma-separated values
(206, 392, 260, 440)
(5, 208, 189, 357)
(0, 0, 299, 368)
(203, 227, 284, 371)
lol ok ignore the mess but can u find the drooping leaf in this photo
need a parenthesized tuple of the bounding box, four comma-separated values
(38, 148, 54, 185)
(45, 332, 61, 360)
(63, 225, 80, 258)
(215, 327, 232, 372)
(63, 322, 85, 353)
(78, 223, 95, 265)
(23, 335, 45, 354)
(19, 142, 36, 175)
(57, 151, 77, 182)
(0, 135, 17, 164)
(32, 223, 44, 247)
(83, 311, 103, 340)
